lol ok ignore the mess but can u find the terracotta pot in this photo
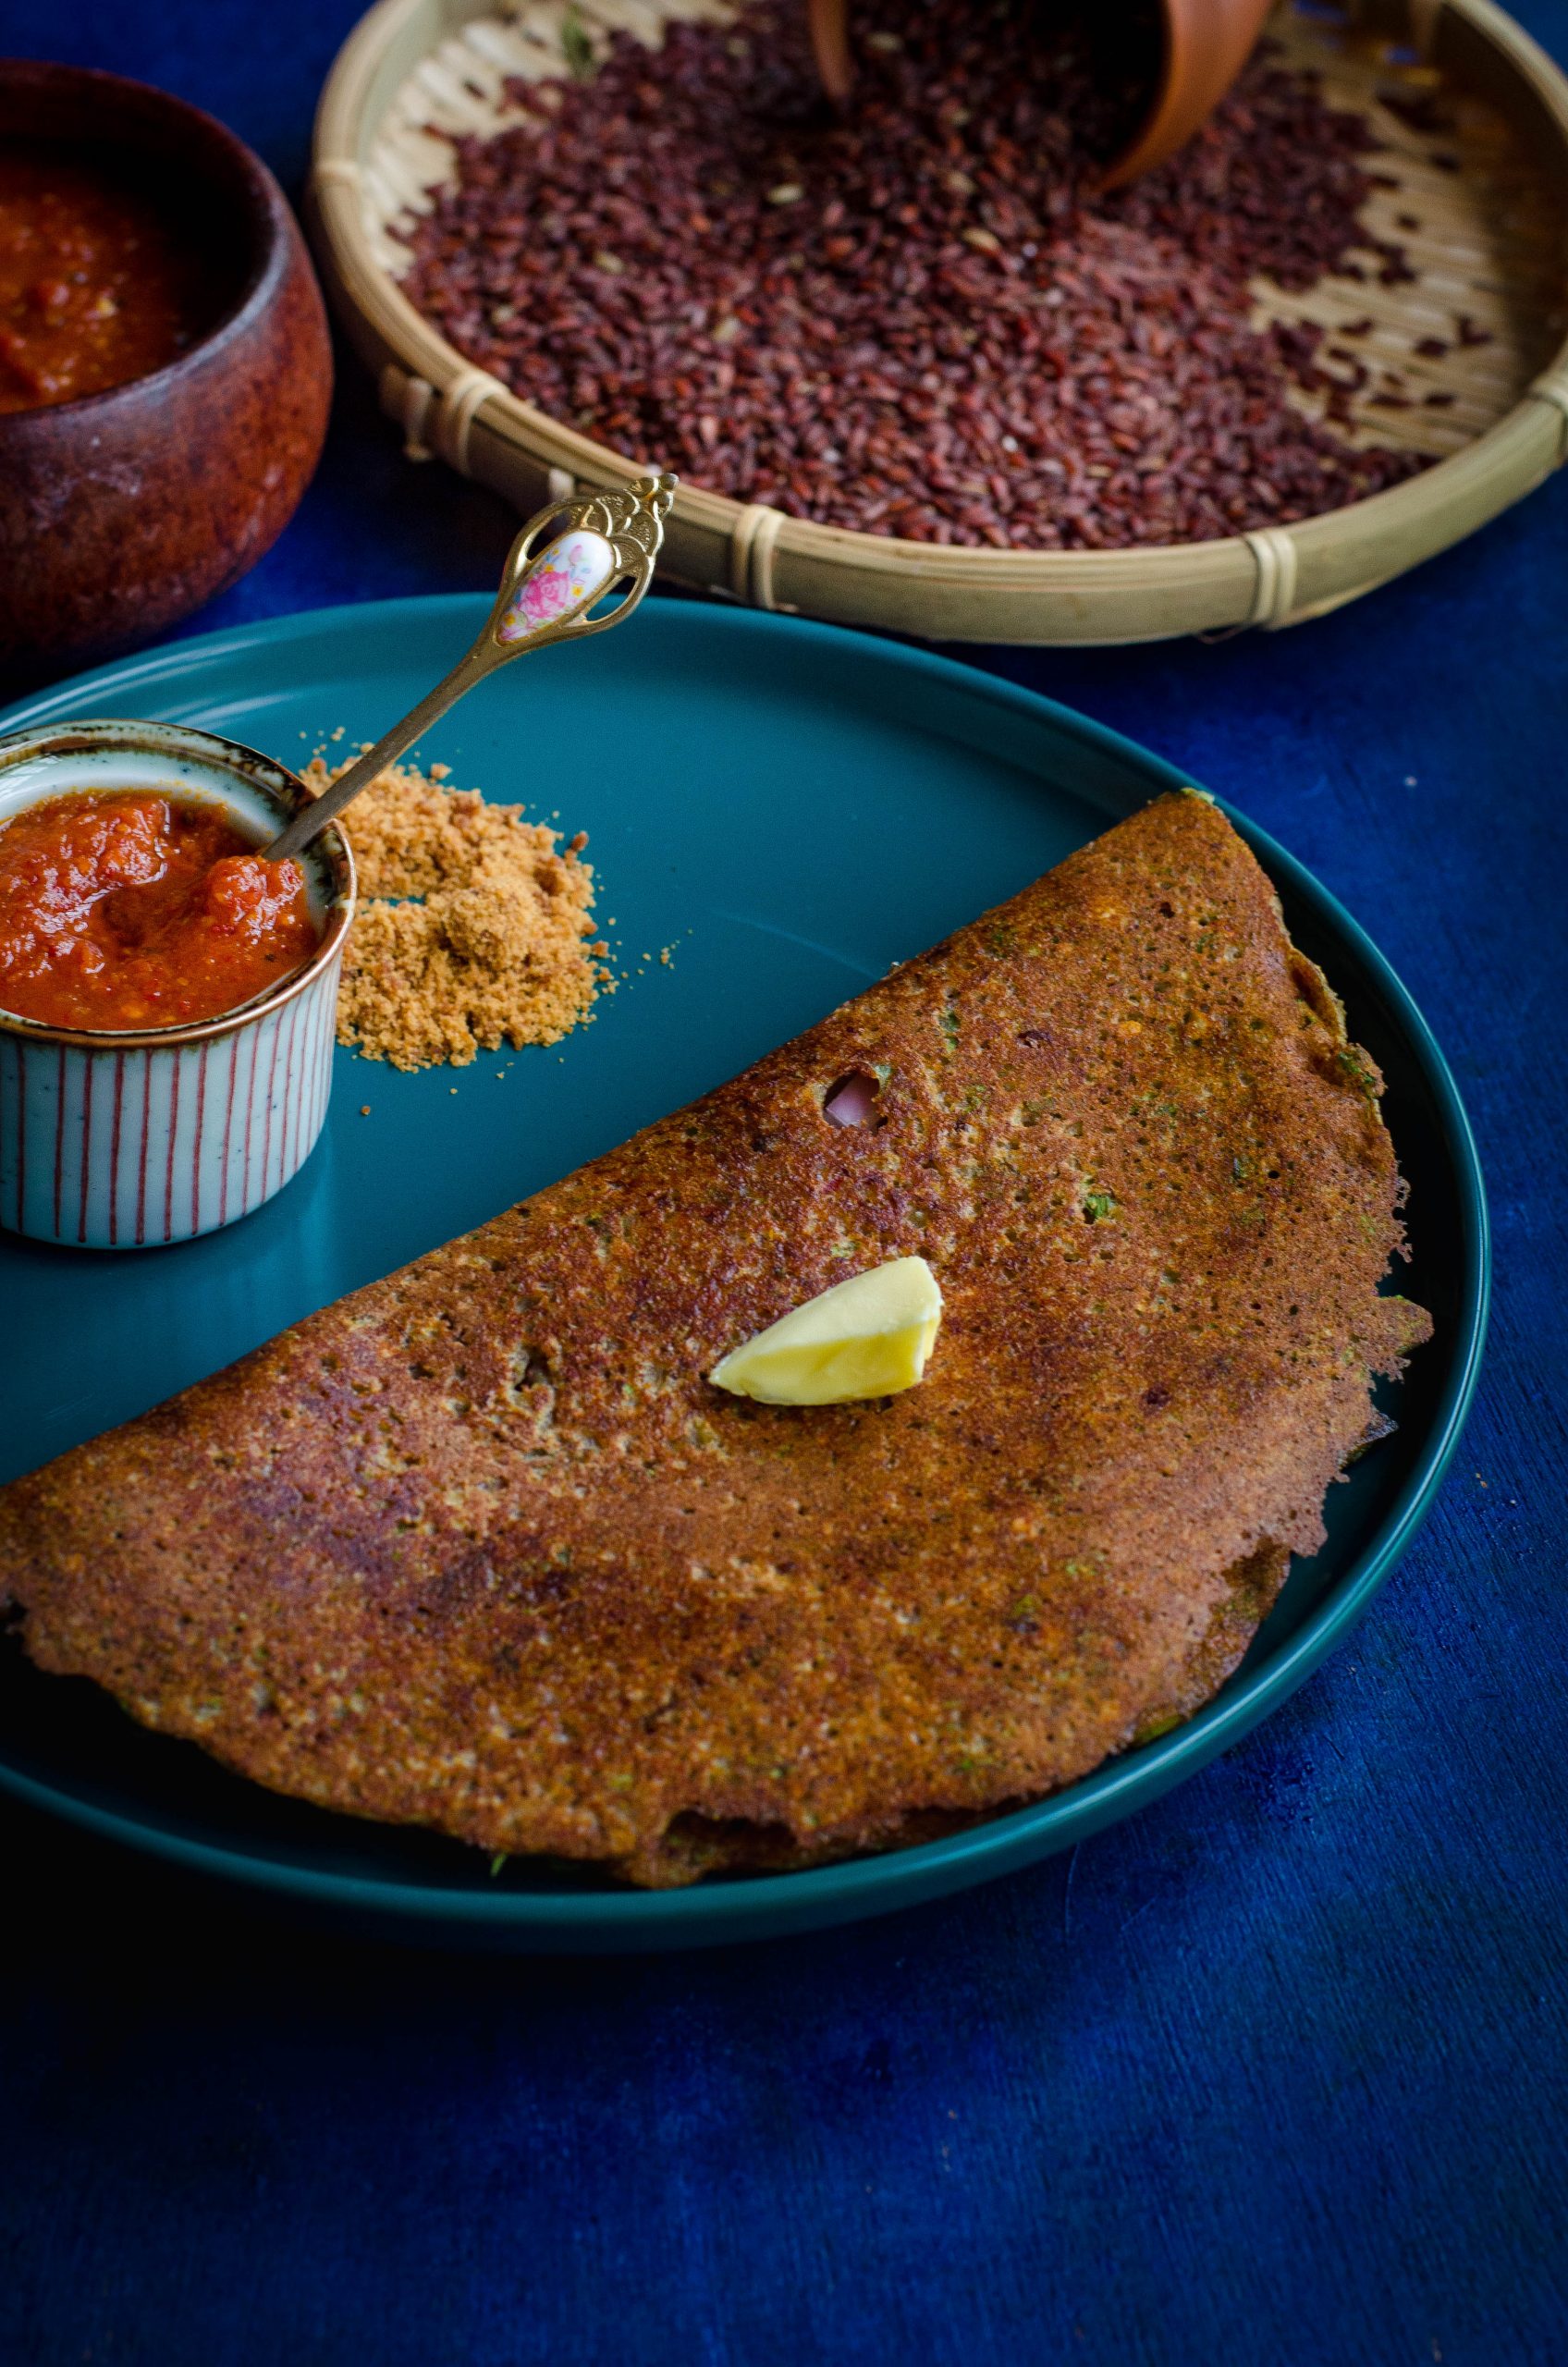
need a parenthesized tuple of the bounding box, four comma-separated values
(0, 62, 333, 671)
(803, 0, 1277, 188)
(1100, 0, 1279, 187)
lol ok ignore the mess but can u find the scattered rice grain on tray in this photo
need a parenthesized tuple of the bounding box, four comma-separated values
(305, 752, 606, 1071)
(402, 0, 1425, 551)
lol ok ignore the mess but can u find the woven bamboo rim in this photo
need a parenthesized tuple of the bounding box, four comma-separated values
(310, 0, 1568, 644)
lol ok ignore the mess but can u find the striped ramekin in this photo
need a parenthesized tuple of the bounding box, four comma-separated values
(0, 719, 355, 1250)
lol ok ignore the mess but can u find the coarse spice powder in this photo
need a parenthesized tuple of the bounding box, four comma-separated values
(306, 753, 606, 1070)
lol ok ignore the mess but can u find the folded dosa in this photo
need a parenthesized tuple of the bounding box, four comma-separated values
(0, 794, 1430, 1883)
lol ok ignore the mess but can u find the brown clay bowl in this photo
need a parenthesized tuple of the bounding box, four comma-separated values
(804, 0, 1276, 188)
(0, 61, 333, 671)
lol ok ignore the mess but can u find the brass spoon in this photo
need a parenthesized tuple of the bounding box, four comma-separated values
(264, 472, 677, 865)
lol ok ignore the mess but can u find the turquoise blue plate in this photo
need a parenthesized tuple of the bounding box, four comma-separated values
(0, 599, 1487, 1950)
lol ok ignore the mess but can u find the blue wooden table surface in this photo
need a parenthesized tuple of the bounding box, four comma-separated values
(3, 6, 1565, 2360)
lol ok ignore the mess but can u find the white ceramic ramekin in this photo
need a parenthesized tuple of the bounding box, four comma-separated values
(0, 719, 354, 1249)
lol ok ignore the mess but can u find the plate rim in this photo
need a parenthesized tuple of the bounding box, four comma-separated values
(0, 596, 1489, 1947)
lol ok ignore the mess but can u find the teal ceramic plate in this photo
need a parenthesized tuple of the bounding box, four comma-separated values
(0, 600, 1487, 1950)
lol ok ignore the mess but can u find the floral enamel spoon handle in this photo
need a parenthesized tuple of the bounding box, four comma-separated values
(263, 471, 677, 864)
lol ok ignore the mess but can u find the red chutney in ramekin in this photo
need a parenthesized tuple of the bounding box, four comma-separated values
(0, 789, 320, 1031)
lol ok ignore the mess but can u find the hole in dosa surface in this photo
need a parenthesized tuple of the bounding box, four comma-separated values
(823, 1071, 881, 1127)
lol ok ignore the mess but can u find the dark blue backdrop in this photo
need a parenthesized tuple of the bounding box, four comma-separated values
(3, 6, 1565, 2361)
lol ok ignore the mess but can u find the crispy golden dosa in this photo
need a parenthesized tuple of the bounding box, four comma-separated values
(0, 794, 1429, 1884)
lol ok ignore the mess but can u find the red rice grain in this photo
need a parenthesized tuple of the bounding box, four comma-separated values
(402, 0, 1427, 549)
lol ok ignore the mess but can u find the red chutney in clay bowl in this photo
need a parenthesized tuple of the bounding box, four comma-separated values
(0, 721, 354, 1251)
(0, 63, 332, 669)
(0, 140, 227, 415)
